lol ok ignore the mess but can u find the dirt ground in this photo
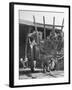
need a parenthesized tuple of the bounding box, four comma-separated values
(19, 68, 64, 79)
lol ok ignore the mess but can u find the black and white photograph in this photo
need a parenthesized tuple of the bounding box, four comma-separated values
(19, 10, 64, 79)
(9, 2, 70, 87)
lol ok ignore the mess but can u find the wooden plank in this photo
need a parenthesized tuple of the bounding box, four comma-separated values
(35, 23, 64, 27)
(53, 16, 55, 31)
(25, 27, 31, 58)
(33, 16, 39, 44)
(33, 16, 37, 31)
(43, 16, 46, 40)
(61, 18, 64, 30)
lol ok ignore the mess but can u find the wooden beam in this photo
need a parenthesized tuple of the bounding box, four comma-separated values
(61, 18, 64, 30)
(35, 23, 64, 28)
(53, 16, 55, 31)
(33, 16, 40, 59)
(33, 16, 39, 44)
(25, 27, 31, 58)
(33, 16, 37, 31)
(43, 16, 46, 40)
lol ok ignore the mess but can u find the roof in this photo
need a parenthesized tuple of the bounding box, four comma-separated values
(19, 19, 63, 30)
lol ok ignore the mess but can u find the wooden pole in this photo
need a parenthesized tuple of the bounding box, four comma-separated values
(53, 16, 55, 32)
(25, 27, 31, 58)
(25, 40, 28, 58)
(33, 16, 37, 32)
(43, 16, 46, 40)
(33, 16, 41, 59)
(33, 16, 39, 44)
(61, 18, 64, 30)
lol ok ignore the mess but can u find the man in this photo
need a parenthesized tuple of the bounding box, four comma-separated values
(29, 38, 37, 72)
(20, 58, 26, 68)
(20, 57, 28, 68)
(24, 56, 28, 67)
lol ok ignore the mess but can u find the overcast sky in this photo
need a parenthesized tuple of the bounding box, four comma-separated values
(19, 10, 64, 25)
